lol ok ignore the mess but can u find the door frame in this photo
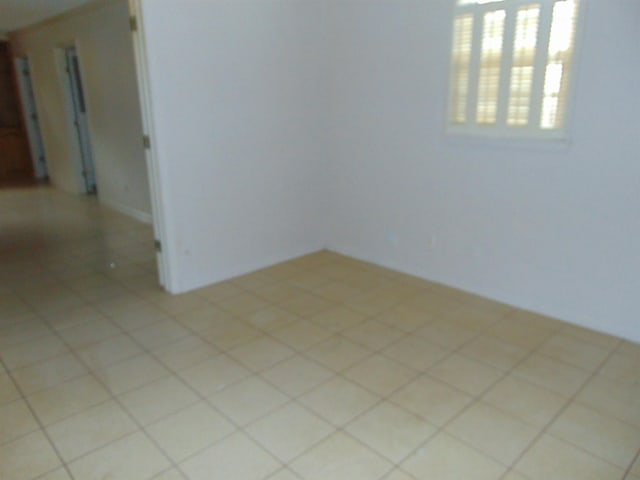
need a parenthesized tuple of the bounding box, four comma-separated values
(15, 56, 48, 179)
(61, 46, 97, 194)
(127, 0, 173, 290)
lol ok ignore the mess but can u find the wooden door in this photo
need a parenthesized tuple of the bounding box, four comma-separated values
(0, 42, 33, 182)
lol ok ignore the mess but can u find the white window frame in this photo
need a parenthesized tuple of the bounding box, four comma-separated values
(447, 0, 583, 143)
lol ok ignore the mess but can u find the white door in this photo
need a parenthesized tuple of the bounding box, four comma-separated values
(15, 57, 48, 179)
(65, 47, 97, 194)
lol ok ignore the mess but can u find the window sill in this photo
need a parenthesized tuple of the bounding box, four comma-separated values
(445, 129, 572, 152)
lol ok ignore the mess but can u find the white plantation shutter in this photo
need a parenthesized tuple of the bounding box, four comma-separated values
(507, 5, 540, 126)
(541, 0, 578, 129)
(451, 14, 474, 124)
(477, 10, 506, 124)
(449, 0, 579, 138)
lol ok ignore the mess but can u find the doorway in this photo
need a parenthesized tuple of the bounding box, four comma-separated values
(63, 47, 97, 194)
(15, 57, 48, 180)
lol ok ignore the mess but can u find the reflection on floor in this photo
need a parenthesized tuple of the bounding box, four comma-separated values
(1, 186, 639, 480)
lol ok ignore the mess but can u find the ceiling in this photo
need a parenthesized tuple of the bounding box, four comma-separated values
(0, 0, 97, 37)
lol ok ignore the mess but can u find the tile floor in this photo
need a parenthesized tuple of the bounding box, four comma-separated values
(1, 186, 639, 480)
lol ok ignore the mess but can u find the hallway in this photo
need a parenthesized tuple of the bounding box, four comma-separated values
(1, 186, 639, 480)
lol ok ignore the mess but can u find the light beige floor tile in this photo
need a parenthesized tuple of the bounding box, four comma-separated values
(446, 401, 540, 465)
(290, 431, 393, 480)
(152, 292, 210, 316)
(0, 372, 20, 405)
(200, 320, 262, 351)
(284, 272, 329, 292)
(231, 271, 275, 290)
(402, 291, 460, 316)
(241, 306, 299, 332)
(151, 335, 219, 372)
(146, 401, 236, 462)
(44, 305, 103, 331)
(487, 317, 554, 351)
(57, 318, 121, 349)
(482, 375, 568, 427)
(344, 354, 418, 396)
(390, 375, 474, 427)
(174, 305, 234, 333)
(382, 336, 449, 371)
(259, 262, 305, 281)
(515, 434, 624, 480)
(458, 335, 529, 371)
(342, 320, 405, 351)
(260, 354, 334, 396)
(218, 293, 270, 316)
(68, 431, 169, 480)
(617, 340, 640, 359)
(375, 305, 435, 333)
(180, 431, 281, 480)
(209, 376, 289, 426)
(383, 470, 417, 480)
(5, 189, 637, 480)
(346, 401, 436, 463)
(2, 334, 68, 370)
(305, 336, 371, 372)
(227, 336, 295, 372)
(400, 432, 506, 480)
(504, 309, 565, 332)
(271, 321, 333, 351)
(12, 352, 89, 394)
(266, 468, 302, 479)
(548, 403, 640, 468)
(195, 281, 244, 303)
(77, 334, 143, 370)
(246, 402, 333, 462)
(37, 468, 73, 480)
(92, 292, 147, 318)
(311, 281, 363, 302)
(152, 469, 187, 480)
(500, 470, 530, 480)
(562, 324, 621, 350)
(27, 374, 110, 426)
(108, 302, 170, 332)
(598, 352, 640, 385)
(0, 430, 62, 480)
(0, 319, 51, 348)
(442, 304, 504, 332)
(254, 283, 306, 304)
(308, 306, 367, 333)
(118, 375, 199, 425)
(280, 293, 335, 318)
(512, 353, 591, 397)
(428, 353, 503, 396)
(46, 400, 137, 462)
(0, 398, 40, 444)
(298, 376, 379, 426)
(344, 288, 404, 316)
(416, 320, 477, 350)
(539, 333, 611, 371)
(129, 319, 191, 350)
(95, 353, 170, 395)
(576, 374, 640, 428)
(178, 354, 250, 397)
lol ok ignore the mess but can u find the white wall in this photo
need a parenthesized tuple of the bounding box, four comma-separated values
(325, 0, 640, 342)
(10, 0, 151, 221)
(139, 0, 329, 292)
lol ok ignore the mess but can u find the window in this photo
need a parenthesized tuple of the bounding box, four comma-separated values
(449, 0, 579, 139)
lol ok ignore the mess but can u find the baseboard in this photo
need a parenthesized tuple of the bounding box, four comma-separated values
(101, 198, 153, 224)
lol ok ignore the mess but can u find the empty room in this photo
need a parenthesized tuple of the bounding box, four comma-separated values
(0, 0, 638, 479)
